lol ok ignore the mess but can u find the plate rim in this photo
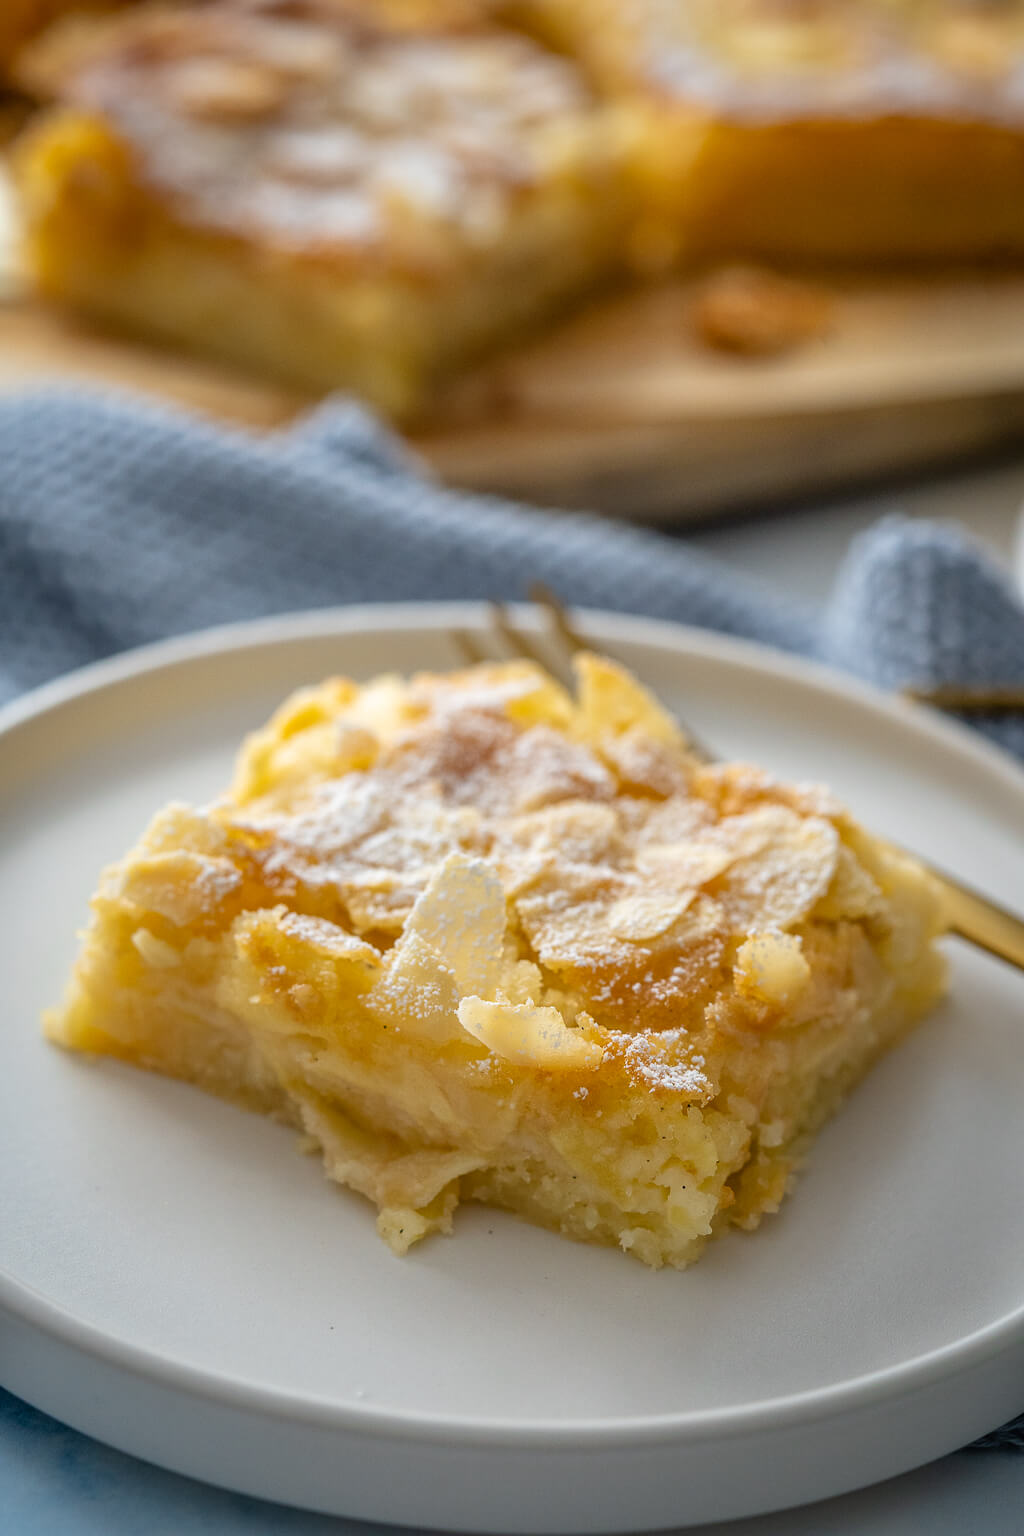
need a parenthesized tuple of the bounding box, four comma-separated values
(2, 599, 1023, 1453)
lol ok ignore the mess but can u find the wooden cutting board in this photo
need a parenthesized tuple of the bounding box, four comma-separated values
(3, 152, 1024, 521)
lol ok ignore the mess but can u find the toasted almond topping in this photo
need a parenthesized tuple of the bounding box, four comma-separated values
(458, 997, 604, 1070)
(405, 852, 506, 999)
(635, 840, 733, 886)
(112, 850, 241, 926)
(716, 809, 839, 932)
(607, 889, 697, 942)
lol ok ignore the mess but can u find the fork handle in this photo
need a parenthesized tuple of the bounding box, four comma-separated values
(936, 872, 1024, 972)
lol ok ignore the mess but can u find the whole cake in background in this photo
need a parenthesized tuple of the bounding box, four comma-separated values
(47, 655, 949, 1269)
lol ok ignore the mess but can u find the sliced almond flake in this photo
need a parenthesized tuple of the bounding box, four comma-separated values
(389, 713, 614, 817)
(634, 805, 800, 892)
(782, 780, 847, 821)
(495, 800, 623, 871)
(112, 850, 242, 926)
(693, 762, 847, 824)
(607, 889, 697, 942)
(373, 930, 462, 1044)
(633, 796, 715, 847)
(277, 910, 382, 964)
(166, 55, 287, 120)
(404, 853, 506, 999)
(710, 804, 794, 860)
(717, 815, 839, 934)
(635, 840, 734, 886)
(813, 843, 887, 924)
(343, 882, 421, 937)
(412, 661, 573, 733)
(234, 908, 381, 997)
(458, 997, 604, 1071)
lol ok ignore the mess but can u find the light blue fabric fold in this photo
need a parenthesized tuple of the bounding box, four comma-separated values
(2, 388, 1021, 752)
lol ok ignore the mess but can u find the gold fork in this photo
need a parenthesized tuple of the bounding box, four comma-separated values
(452, 587, 1024, 975)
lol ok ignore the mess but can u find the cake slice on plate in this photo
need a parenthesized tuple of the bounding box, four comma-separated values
(47, 654, 949, 1268)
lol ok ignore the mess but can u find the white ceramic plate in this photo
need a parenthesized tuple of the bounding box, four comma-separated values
(2, 605, 1023, 1535)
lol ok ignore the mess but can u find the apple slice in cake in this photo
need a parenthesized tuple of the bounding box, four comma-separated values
(47, 655, 948, 1268)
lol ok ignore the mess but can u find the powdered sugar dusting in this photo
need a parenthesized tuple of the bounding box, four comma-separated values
(617, 1031, 711, 1098)
(214, 664, 852, 1054)
(189, 854, 244, 906)
(278, 909, 377, 958)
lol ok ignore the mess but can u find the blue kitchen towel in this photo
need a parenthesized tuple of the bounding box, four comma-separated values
(0, 386, 1022, 1480)
(2, 388, 1023, 763)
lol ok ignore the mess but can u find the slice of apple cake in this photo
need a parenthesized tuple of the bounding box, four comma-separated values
(47, 654, 948, 1268)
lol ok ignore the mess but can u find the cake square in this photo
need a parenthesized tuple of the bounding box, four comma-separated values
(500, 0, 1024, 264)
(13, 0, 633, 417)
(47, 654, 948, 1268)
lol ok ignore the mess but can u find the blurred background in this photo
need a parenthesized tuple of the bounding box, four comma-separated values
(0, 0, 1023, 562)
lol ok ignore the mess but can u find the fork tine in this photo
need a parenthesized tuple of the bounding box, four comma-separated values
(530, 582, 715, 764)
(489, 602, 548, 670)
(489, 601, 574, 690)
(528, 582, 587, 657)
(451, 628, 489, 667)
